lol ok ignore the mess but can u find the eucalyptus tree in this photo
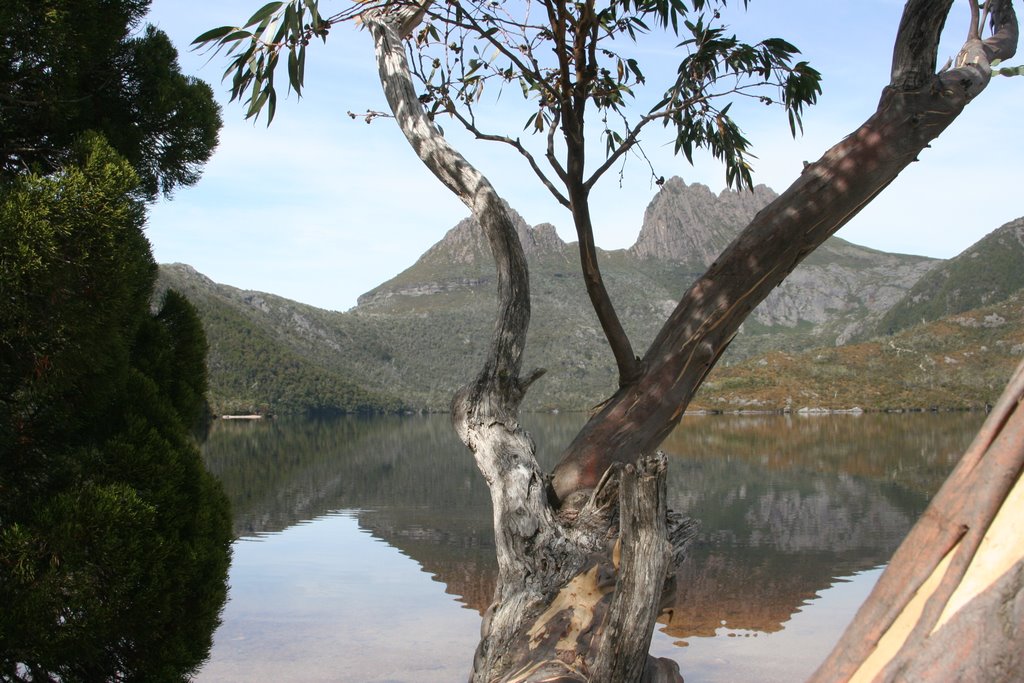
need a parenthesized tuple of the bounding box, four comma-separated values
(198, 1, 1021, 680)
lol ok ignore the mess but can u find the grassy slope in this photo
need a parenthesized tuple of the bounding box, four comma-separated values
(695, 292, 1024, 412)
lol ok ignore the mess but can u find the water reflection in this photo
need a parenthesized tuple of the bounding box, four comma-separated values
(200, 412, 982, 679)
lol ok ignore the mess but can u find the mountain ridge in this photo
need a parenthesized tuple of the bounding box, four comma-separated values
(876, 217, 1024, 336)
(157, 177, 1024, 414)
(357, 176, 938, 352)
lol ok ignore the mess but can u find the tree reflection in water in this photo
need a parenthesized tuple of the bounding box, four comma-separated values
(199, 412, 981, 681)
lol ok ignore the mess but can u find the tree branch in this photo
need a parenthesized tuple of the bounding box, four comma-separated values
(550, 0, 1020, 503)
(545, 109, 569, 184)
(569, 185, 643, 385)
(891, 0, 955, 89)
(431, 6, 556, 103)
(446, 107, 571, 208)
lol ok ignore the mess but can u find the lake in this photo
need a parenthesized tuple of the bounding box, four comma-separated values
(194, 411, 984, 682)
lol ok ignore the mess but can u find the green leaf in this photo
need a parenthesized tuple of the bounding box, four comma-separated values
(223, 30, 254, 43)
(247, 87, 271, 119)
(244, 2, 285, 28)
(267, 88, 278, 124)
(192, 26, 234, 45)
(288, 49, 301, 96)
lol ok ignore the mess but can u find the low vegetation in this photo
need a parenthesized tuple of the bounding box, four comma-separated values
(697, 293, 1024, 412)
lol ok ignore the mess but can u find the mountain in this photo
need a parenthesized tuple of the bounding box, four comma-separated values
(360, 177, 939, 357)
(158, 177, 1024, 414)
(155, 264, 405, 415)
(633, 178, 939, 349)
(630, 178, 778, 265)
(876, 217, 1024, 335)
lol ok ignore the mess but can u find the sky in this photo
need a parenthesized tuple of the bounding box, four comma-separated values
(144, 1, 1023, 312)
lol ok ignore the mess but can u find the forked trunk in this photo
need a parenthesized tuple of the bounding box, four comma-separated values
(367, 11, 695, 680)
(362, 1, 1020, 681)
(552, 0, 1019, 503)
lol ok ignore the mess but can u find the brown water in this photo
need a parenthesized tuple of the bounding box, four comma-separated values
(196, 411, 982, 682)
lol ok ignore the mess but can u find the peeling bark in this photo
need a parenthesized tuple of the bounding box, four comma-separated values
(367, 8, 694, 681)
(810, 358, 1024, 682)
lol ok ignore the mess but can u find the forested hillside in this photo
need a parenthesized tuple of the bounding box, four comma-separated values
(156, 265, 405, 415)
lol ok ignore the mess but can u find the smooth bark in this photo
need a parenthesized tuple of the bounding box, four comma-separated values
(551, 0, 1019, 503)
(810, 358, 1024, 682)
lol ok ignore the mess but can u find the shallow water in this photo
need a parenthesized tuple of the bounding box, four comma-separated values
(196, 411, 982, 682)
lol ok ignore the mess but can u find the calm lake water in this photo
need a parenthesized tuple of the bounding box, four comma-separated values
(195, 412, 984, 682)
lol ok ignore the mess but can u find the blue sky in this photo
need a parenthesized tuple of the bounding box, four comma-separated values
(145, 1, 1022, 312)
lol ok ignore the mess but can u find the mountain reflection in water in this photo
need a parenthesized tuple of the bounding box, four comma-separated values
(198, 412, 981, 682)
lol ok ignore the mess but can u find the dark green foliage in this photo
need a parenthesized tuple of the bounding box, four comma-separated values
(0, 137, 231, 682)
(136, 289, 212, 431)
(1, 7, 229, 677)
(0, 133, 153, 488)
(0, 0, 221, 198)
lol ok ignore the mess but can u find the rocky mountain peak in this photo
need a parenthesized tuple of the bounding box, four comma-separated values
(522, 222, 568, 258)
(160, 262, 215, 287)
(418, 204, 567, 267)
(630, 177, 777, 266)
(356, 203, 570, 307)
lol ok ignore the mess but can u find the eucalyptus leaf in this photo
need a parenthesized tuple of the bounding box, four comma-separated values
(244, 1, 285, 28)
(192, 25, 234, 45)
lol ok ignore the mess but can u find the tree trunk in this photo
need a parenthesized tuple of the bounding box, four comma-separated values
(551, 0, 1019, 503)
(363, 1, 1020, 681)
(367, 9, 695, 681)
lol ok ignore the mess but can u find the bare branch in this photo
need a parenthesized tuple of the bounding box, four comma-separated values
(544, 110, 568, 184)
(891, 0, 955, 90)
(365, 8, 530, 411)
(446, 107, 571, 207)
(427, 5, 555, 102)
